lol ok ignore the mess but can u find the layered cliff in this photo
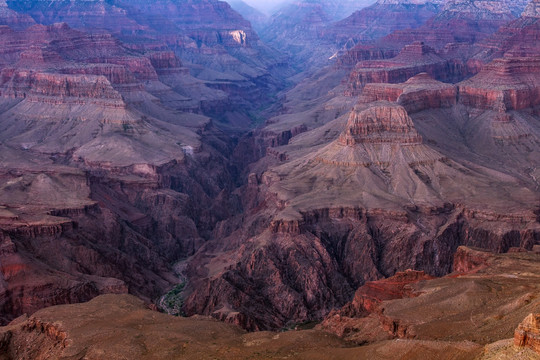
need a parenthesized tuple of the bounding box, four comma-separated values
(345, 42, 467, 96)
(7, 0, 288, 110)
(471, 0, 540, 64)
(380, 0, 529, 51)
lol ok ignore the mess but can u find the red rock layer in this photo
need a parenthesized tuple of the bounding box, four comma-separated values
(361, 73, 458, 113)
(514, 313, 540, 353)
(338, 103, 423, 145)
(340, 270, 434, 317)
(319, 270, 434, 338)
(345, 42, 466, 96)
(458, 57, 540, 110)
(0, 70, 124, 107)
(472, 2, 540, 63)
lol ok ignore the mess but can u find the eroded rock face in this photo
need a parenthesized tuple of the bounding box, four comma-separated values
(361, 73, 458, 113)
(338, 103, 423, 145)
(345, 42, 467, 96)
(319, 270, 433, 340)
(321, 248, 540, 345)
(515, 313, 540, 353)
(459, 57, 540, 110)
(0, 71, 124, 106)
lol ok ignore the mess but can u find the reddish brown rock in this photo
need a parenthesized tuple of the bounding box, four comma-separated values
(318, 270, 433, 341)
(339, 270, 434, 318)
(452, 246, 492, 273)
(361, 73, 457, 113)
(345, 42, 466, 96)
(338, 103, 423, 145)
(0, 70, 124, 107)
(458, 57, 540, 111)
(514, 313, 540, 353)
(321, 249, 540, 345)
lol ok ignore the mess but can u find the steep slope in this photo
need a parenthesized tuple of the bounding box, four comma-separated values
(323, 0, 444, 47)
(344, 41, 469, 96)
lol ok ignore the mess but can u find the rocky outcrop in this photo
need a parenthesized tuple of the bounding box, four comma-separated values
(319, 270, 433, 340)
(514, 313, 540, 353)
(320, 248, 540, 345)
(338, 103, 423, 145)
(345, 42, 467, 96)
(458, 57, 540, 110)
(0, 70, 125, 107)
(452, 246, 492, 273)
(360, 73, 457, 113)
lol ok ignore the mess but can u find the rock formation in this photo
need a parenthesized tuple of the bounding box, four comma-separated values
(459, 57, 540, 111)
(345, 42, 467, 96)
(0, 293, 497, 360)
(471, 0, 540, 63)
(320, 247, 540, 345)
(515, 313, 540, 353)
(0, 248, 537, 359)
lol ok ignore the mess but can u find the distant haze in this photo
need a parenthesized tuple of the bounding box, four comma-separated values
(241, 0, 290, 14)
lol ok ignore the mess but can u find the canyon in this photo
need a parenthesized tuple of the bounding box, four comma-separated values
(0, 0, 539, 359)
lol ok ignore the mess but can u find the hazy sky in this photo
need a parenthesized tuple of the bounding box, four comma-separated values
(241, 0, 290, 13)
